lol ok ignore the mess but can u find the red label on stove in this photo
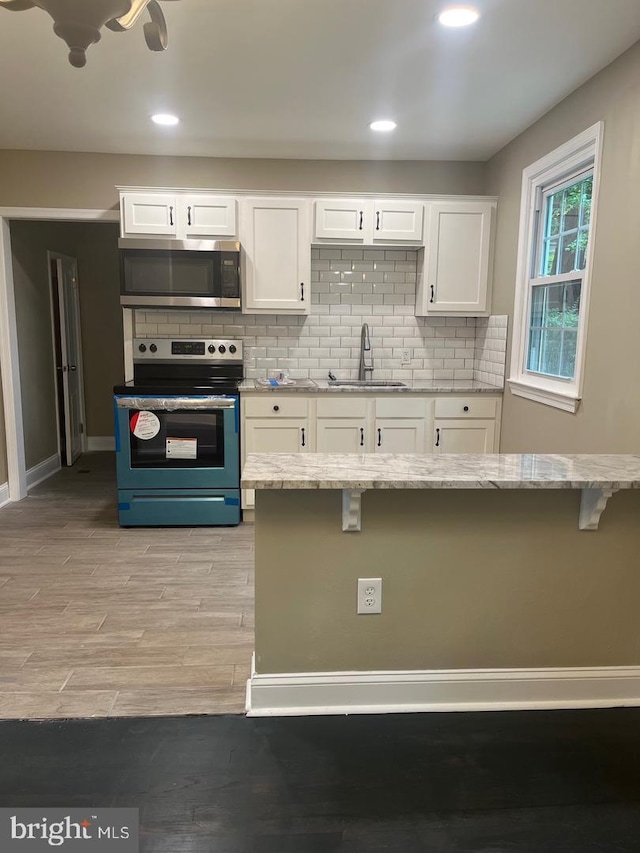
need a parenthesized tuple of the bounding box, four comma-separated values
(130, 411, 160, 440)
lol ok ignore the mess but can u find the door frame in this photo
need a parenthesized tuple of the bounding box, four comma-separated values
(48, 251, 88, 464)
(0, 207, 119, 501)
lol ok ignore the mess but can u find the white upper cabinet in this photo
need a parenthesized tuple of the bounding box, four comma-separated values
(178, 194, 237, 238)
(313, 199, 424, 244)
(121, 193, 178, 237)
(240, 198, 311, 314)
(374, 200, 424, 242)
(416, 201, 495, 316)
(120, 191, 237, 239)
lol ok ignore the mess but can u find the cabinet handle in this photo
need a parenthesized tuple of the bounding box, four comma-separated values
(187, 206, 192, 226)
(169, 206, 174, 227)
(359, 211, 364, 231)
(463, 405, 469, 412)
(360, 428, 364, 447)
(377, 428, 382, 447)
(435, 428, 440, 447)
(376, 211, 380, 231)
(300, 283, 305, 302)
(301, 427, 306, 447)
(430, 284, 434, 303)
(273, 405, 279, 412)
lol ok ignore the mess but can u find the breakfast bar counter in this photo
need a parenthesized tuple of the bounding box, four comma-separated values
(243, 453, 640, 717)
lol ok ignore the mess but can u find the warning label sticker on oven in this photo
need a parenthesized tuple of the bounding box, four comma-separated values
(130, 411, 160, 440)
(166, 437, 198, 459)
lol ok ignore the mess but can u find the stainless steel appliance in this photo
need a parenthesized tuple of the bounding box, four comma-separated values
(113, 338, 243, 526)
(119, 239, 241, 309)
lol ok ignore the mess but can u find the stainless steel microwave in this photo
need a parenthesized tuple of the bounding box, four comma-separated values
(119, 239, 241, 309)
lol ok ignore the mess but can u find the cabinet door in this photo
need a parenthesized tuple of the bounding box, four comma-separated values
(244, 418, 310, 453)
(314, 200, 371, 241)
(316, 419, 368, 452)
(241, 198, 311, 313)
(374, 418, 426, 453)
(419, 201, 493, 315)
(180, 195, 237, 238)
(373, 201, 424, 243)
(433, 419, 496, 454)
(121, 193, 178, 237)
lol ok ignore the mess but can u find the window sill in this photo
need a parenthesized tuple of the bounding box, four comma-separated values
(507, 378, 581, 413)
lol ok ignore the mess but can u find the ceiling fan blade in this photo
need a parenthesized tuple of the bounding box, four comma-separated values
(0, 0, 37, 10)
(107, 0, 151, 32)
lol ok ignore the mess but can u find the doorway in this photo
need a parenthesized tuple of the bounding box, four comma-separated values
(48, 253, 86, 466)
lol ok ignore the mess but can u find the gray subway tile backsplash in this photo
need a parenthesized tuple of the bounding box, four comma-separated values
(134, 249, 507, 386)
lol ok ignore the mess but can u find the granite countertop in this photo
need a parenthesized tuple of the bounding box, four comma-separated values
(242, 453, 640, 491)
(238, 379, 502, 394)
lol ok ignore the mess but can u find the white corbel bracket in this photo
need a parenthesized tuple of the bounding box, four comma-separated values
(579, 487, 619, 530)
(342, 489, 365, 532)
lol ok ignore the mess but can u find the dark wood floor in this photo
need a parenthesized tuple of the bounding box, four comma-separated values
(3, 708, 640, 851)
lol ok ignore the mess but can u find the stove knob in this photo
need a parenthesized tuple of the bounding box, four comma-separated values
(138, 343, 147, 353)
(149, 343, 157, 353)
(208, 345, 215, 354)
(229, 344, 237, 354)
(218, 345, 226, 354)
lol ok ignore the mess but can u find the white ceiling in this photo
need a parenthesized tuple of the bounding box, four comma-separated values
(0, 0, 639, 161)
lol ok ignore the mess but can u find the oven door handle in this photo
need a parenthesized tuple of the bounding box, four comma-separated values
(115, 396, 237, 410)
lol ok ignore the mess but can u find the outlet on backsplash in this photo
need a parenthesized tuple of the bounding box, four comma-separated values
(401, 348, 411, 365)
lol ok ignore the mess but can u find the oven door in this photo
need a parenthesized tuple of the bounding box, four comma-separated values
(114, 395, 239, 490)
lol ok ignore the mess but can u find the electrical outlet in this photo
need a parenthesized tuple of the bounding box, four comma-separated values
(357, 577, 382, 614)
(401, 348, 411, 365)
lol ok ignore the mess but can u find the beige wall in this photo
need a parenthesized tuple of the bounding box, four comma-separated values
(255, 488, 640, 674)
(9, 221, 121, 470)
(0, 150, 486, 211)
(487, 40, 640, 453)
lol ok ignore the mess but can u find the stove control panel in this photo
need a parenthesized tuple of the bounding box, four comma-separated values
(134, 338, 243, 362)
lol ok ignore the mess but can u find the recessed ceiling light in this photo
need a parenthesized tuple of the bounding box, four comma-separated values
(369, 120, 397, 133)
(151, 113, 180, 126)
(438, 7, 480, 27)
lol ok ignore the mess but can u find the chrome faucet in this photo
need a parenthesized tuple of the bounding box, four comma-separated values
(358, 322, 373, 381)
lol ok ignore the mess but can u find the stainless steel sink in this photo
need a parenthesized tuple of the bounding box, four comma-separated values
(328, 380, 407, 387)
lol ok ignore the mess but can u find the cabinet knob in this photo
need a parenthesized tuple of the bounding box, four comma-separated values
(463, 405, 469, 412)
(377, 428, 382, 447)
(300, 282, 305, 302)
(359, 211, 364, 230)
(273, 405, 279, 412)
(430, 285, 434, 303)
(169, 205, 174, 227)
(301, 427, 306, 447)
(187, 205, 192, 226)
(376, 211, 380, 231)
(435, 428, 440, 447)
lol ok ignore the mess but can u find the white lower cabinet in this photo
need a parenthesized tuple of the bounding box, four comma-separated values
(433, 419, 496, 454)
(375, 419, 425, 453)
(241, 392, 501, 511)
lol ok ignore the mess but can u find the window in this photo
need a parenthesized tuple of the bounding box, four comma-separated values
(508, 123, 603, 413)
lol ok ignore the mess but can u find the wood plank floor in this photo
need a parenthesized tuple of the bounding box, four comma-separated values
(2, 708, 640, 851)
(0, 453, 254, 719)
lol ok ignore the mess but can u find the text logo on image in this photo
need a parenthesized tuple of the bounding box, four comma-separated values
(0, 809, 138, 851)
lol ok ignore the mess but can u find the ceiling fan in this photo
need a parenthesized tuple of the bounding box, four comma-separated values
(0, 0, 181, 67)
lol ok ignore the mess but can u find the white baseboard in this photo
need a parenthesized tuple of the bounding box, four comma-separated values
(26, 453, 61, 491)
(0, 481, 9, 509)
(87, 436, 115, 451)
(246, 659, 640, 717)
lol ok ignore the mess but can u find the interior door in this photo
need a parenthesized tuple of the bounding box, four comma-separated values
(55, 257, 84, 465)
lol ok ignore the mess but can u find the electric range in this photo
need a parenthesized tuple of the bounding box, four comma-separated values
(113, 338, 243, 527)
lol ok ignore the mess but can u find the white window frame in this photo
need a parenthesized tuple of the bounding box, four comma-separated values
(508, 122, 604, 413)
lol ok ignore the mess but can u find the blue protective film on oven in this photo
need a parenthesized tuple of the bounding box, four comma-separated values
(114, 399, 121, 452)
(224, 497, 240, 506)
(234, 398, 239, 433)
(118, 502, 131, 511)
